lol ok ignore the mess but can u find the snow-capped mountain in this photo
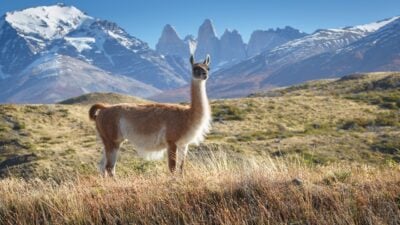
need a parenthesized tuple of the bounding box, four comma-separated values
(265, 16, 399, 69)
(4, 4, 90, 51)
(247, 26, 307, 57)
(0, 4, 188, 99)
(263, 16, 400, 86)
(0, 4, 92, 76)
(0, 54, 161, 103)
(60, 19, 189, 89)
(208, 17, 399, 98)
(213, 24, 378, 80)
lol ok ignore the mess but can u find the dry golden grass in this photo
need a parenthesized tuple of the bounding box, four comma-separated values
(0, 153, 399, 225)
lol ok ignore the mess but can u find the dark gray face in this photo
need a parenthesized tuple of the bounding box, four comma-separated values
(190, 54, 211, 81)
(192, 64, 209, 80)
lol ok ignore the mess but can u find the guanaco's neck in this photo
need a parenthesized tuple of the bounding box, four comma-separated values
(190, 79, 210, 120)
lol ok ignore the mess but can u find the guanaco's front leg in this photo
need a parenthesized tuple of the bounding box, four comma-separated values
(178, 145, 189, 175)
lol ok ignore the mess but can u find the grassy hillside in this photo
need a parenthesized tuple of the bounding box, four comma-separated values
(0, 72, 399, 224)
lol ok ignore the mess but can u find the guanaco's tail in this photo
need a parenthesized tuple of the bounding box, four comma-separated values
(89, 103, 108, 121)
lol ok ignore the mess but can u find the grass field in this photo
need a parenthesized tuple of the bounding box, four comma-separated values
(0, 72, 399, 224)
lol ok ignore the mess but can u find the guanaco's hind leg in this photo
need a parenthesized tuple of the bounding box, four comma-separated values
(99, 149, 106, 177)
(99, 138, 121, 177)
(105, 147, 119, 177)
(167, 141, 177, 173)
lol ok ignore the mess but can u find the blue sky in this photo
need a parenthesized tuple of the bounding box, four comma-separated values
(1, 0, 399, 48)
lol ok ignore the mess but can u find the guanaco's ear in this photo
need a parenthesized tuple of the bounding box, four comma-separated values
(190, 54, 195, 65)
(204, 54, 210, 65)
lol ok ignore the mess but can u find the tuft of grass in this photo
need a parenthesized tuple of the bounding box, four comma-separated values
(323, 171, 352, 185)
(304, 122, 332, 134)
(212, 104, 246, 121)
(374, 112, 399, 127)
(300, 152, 331, 165)
(0, 124, 8, 132)
(207, 131, 227, 141)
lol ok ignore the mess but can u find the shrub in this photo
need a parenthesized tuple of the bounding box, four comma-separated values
(13, 121, 26, 130)
(371, 138, 400, 155)
(339, 118, 371, 130)
(392, 156, 400, 163)
(345, 89, 400, 110)
(338, 73, 366, 81)
(212, 104, 246, 121)
(374, 112, 399, 126)
(379, 102, 397, 109)
(340, 112, 399, 130)
(371, 74, 400, 90)
(235, 134, 253, 142)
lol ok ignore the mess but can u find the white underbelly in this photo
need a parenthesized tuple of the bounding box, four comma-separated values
(119, 118, 167, 160)
(125, 133, 167, 151)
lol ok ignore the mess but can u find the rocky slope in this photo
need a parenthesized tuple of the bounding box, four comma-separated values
(219, 29, 247, 66)
(155, 24, 191, 59)
(246, 26, 307, 57)
(156, 20, 306, 70)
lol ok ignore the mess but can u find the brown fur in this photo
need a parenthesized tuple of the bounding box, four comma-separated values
(90, 55, 211, 177)
(89, 103, 108, 121)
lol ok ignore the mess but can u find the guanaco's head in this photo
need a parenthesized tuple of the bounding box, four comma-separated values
(190, 54, 210, 81)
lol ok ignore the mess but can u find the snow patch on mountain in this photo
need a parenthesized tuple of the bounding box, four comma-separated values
(107, 30, 140, 49)
(352, 16, 400, 32)
(340, 16, 400, 52)
(185, 35, 197, 55)
(5, 4, 92, 40)
(272, 29, 360, 53)
(64, 37, 95, 52)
